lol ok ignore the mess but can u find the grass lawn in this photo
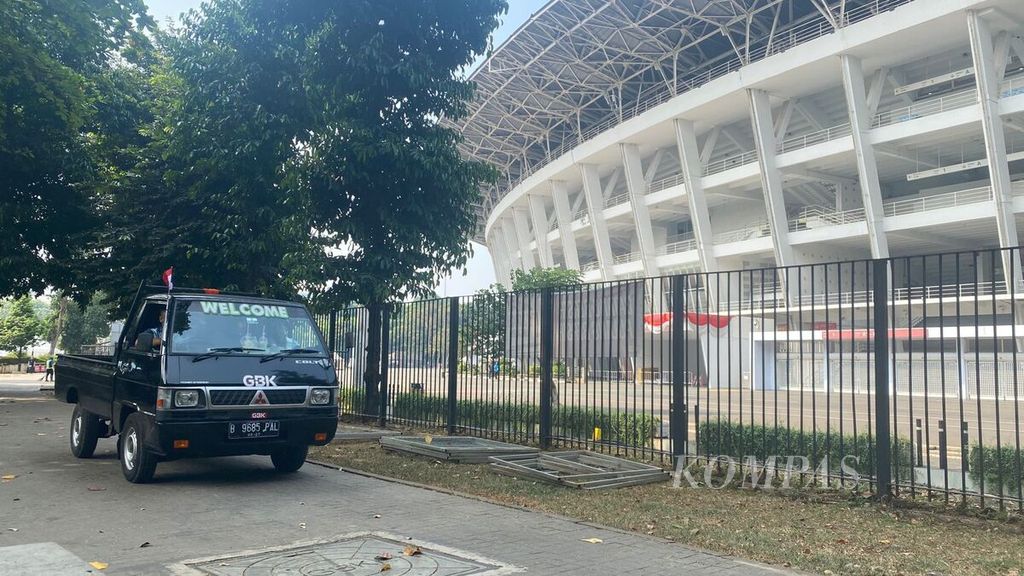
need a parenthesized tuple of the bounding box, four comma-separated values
(310, 439, 1023, 576)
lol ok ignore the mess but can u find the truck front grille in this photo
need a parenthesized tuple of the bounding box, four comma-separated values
(209, 388, 307, 406)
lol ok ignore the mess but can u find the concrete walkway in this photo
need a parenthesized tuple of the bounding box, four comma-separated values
(0, 388, 795, 575)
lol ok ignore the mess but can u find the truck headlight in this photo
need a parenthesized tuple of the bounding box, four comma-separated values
(174, 389, 201, 408)
(310, 388, 333, 405)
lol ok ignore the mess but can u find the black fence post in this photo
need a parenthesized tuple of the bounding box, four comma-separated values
(328, 310, 338, 355)
(938, 420, 947, 470)
(378, 305, 391, 428)
(539, 288, 554, 449)
(873, 258, 892, 498)
(670, 275, 687, 460)
(446, 297, 459, 435)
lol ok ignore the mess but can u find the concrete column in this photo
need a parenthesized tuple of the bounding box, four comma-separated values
(968, 10, 1021, 290)
(528, 195, 553, 268)
(620, 143, 658, 276)
(674, 119, 718, 273)
(840, 54, 890, 259)
(486, 232, 504, 286)
(550, 180, 580, 270)
(747, 89, 795, 268)
(579, 163, 615, 279)
(836, 181, 859, 211)
(500, 218, 522, 276)
(511, 207, 536, 270)
(490, 231, 512, 287)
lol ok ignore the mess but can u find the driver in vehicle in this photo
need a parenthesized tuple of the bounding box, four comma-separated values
(135, 307, 166, 350)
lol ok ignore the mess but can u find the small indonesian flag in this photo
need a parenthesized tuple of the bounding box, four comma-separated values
(162, 267, 174, 290)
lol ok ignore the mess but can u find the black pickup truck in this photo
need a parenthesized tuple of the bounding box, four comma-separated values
(55, 285, 338, 483)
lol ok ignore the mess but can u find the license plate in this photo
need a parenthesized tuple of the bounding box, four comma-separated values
(228, 420, 280, 439)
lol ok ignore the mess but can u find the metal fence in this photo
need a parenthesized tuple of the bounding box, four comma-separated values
(322, 247, 1024, 510)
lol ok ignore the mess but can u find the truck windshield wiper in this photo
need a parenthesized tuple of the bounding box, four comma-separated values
(192, 347, 265, 363)
(259, 348, 322, 363)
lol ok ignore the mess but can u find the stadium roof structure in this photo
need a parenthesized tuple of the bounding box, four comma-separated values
(456, 0, 906, 234)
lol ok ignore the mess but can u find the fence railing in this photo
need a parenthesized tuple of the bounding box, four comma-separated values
(660, 234, 698, 256)
(713, 220, 772, 244)
(704, 149, 759, 177)
(884, 184, 993, 217)
(330, 246, 1024, 510)
(649, 173, 687, 194)
(778, 122, 853, 155)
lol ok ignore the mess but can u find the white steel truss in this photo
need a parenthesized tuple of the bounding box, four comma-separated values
(455, 0, 914, 237)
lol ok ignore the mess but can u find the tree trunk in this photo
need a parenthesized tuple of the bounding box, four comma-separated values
(48, 298, 67, 356)
(361, 302, 383, 417)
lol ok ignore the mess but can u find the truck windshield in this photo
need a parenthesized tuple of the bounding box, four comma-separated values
(169, 300, 326, 356)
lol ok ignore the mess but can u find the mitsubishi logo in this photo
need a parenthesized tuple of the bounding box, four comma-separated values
(250, 390, 270, 406)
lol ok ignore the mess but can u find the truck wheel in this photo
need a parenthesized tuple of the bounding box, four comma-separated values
(70, 405, 102, 458)
(120, 413, 158, 483)
(270, 446, 309, 473)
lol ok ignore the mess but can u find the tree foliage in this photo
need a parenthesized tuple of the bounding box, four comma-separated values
(510, 268, 583, 291)
(0, 0, 153, 296)
(1, 1, 507, 419)
(0, 297, 44, 361)
(460, 284, 507, 361)
(52, 293, 112, 353)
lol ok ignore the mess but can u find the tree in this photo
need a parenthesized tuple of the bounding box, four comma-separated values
(48, 293, 112, 353)
(388, 301, 448, 368)
(0, 297, 44, 366)
(0, 0, 152, 296)
(511, 268, 583, 291)
(460, 284, 508, 363)
(139, 0, 505, 416)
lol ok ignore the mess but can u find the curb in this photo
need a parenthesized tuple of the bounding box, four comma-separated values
(305, 457, 799, 575)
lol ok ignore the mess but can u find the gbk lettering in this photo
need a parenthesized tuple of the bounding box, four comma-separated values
(242, 375, 278, 387)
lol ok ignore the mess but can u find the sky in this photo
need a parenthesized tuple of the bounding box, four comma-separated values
(144, 0, 550, 297)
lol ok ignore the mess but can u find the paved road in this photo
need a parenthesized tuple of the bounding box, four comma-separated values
(0, 385, 789, 575)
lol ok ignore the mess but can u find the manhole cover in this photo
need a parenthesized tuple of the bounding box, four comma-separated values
(185, 533, 511, 576)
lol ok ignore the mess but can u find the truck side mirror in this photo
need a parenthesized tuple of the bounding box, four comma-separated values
(135, 332, 154, 352)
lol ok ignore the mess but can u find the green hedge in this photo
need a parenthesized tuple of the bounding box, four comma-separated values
(697, 421, 914, 478)
(969, 445, 1024, 496)
(390, 392, 661, 447)
(339, 387, 366, 414)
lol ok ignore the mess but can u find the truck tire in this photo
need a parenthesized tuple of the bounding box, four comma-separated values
(120, 413, 158, 483)
(69, 405, 102, 458)
(270, 445, 309, 473)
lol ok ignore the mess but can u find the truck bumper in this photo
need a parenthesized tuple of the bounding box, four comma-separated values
(147, 414, 338, 458)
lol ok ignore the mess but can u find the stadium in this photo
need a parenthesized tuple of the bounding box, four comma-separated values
(458, 0, 1024, 288)
(438, 1, 1024, 492)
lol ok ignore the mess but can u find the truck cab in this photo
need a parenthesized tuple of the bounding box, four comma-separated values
(56, 285, 338, 483)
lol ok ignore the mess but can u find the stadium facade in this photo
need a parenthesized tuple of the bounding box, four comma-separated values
(457, 0, 1024, 292)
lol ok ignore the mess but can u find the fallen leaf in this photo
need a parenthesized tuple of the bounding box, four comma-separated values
(581, 538, 603, 544)
(1, 475, 15, 481)
(87, 486, 106, 492)
(375, 552, 393, 561)
(423, 435, 432, 444)
(403, 545, 422, 557)
(89, 561, 109, 570)
(380, 563, 392, 572)
(139, 542, 151, 548)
